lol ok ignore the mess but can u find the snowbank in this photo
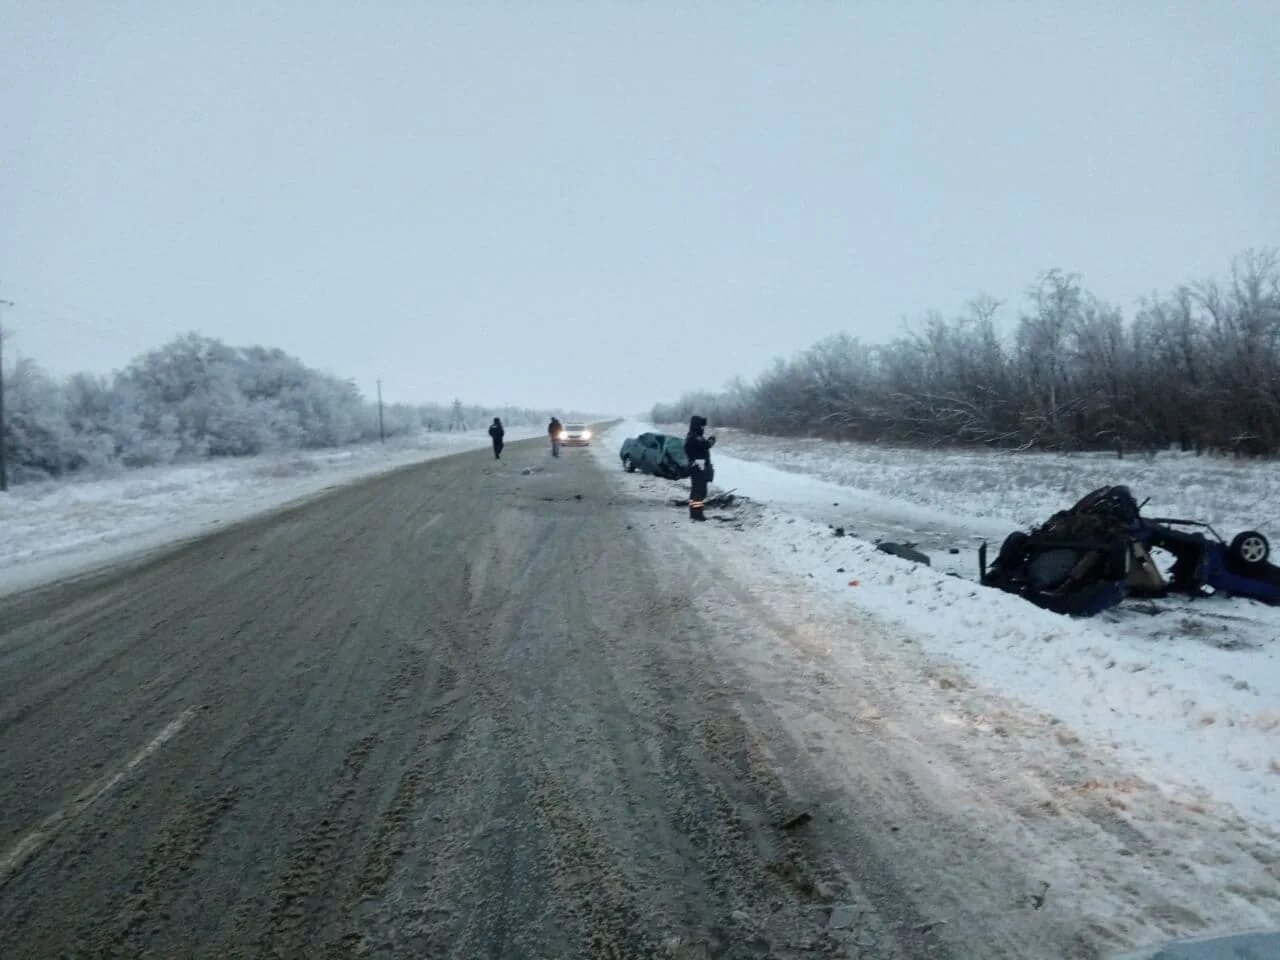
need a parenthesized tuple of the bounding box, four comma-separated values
(0, 428, 539, 596)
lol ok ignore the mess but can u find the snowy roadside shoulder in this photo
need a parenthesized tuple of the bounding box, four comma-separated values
(756, 508, 1280, 832)
(0, 428, 541, 597)
(597, 423, 1280, 949)
(597, 421, 1280, 834)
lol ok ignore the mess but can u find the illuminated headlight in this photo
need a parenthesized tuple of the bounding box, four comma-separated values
(557, 432, 566, 439)
(582, 430, 592, 439)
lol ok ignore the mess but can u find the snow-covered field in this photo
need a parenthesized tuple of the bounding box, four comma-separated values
(607, 421, 1280, 834)
(0, 428, 540, 596)
(711, 427, 1280, 546)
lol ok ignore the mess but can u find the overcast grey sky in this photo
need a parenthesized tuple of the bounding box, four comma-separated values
(1, 2, 1275, 413)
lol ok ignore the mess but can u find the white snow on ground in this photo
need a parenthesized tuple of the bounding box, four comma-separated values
(604, 421, 1280, 833)
(709, 427, 1280, 539)
(0, 428, 540, 596)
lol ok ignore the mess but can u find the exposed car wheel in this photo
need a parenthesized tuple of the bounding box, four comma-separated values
(622, 455, 635, 472)
(1230, 530, 1270, 566)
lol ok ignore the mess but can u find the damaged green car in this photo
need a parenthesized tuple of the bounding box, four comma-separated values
(619, 432, 690, 480)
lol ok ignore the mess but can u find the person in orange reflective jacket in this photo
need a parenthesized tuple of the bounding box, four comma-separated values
(684, 415, 716, 521)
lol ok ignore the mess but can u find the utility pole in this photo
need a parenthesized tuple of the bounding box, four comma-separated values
(0, 297, 11, 492)
(376, 379, 385, 443)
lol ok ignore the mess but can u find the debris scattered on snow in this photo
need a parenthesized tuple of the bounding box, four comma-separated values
(779, 810, 813, 831)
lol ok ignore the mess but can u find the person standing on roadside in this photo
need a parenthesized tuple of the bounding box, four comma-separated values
(489, 417, 505, 459)
(548, 416, 563, 458)
(684, 415, 716, 521)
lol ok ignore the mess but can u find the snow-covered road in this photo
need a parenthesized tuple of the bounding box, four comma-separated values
(2, 419, 1276, 953)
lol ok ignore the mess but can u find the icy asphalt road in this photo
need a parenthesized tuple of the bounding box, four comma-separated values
(0, 437, 1242, 958)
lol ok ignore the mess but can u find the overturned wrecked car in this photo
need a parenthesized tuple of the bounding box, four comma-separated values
(980, 485, 1280, 616)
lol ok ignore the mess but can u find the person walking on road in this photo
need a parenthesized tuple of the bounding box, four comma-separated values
(684, 415, 716, 521)
(488, 417, 505, 460)
(548, 416, 563, 458)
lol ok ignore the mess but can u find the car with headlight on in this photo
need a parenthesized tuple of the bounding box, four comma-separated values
(560, 423, 592, 446)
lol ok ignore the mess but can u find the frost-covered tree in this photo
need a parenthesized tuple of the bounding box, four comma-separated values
(0, 332, 574, 485)
(2, 358, 73, 480)
(652, 251, 1280, 456)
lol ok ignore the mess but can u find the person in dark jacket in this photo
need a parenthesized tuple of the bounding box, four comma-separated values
(684, 415, 716, 521)
(548, 417, 563, 457)
(488, 417, 505, 459)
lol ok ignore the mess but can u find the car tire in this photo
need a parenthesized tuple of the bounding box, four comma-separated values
(1229, 530, 1270, 566)
(623, 455, 635, 473)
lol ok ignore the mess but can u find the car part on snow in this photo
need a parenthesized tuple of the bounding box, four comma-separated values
(779, 810, 813, 831)
(980, 485, 1280, 616)
(667, 490, 738, 509)
(876, 542, 931, 566)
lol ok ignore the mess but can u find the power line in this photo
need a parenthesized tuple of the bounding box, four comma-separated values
(0, 287, 157, 353)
